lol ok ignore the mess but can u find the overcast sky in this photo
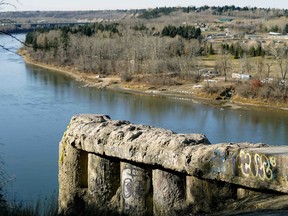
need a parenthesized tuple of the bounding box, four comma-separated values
(4, 0, 288, 11)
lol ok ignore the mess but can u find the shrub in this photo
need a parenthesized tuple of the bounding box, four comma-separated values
(0, 194, 58, 216)
(250, 79, 262, 88)
(235, 82, 257, 99)
(203, 86, 223, 95)
(120, 72, 133, 82)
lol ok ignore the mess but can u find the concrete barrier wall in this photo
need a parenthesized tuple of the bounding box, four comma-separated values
(58, 114, 288, 215)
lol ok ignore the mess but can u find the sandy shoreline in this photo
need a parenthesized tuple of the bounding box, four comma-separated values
(20, 50, 288, 112)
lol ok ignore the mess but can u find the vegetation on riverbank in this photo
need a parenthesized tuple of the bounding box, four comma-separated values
(1, 3, 288, 216)
(21, 5, 288, 109)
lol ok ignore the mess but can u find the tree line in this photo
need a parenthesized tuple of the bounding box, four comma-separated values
(221, 43, 265, 59)
(24, 23, 207, 84)
(138, 5, 288, 19)
(161, 25, 201, 40)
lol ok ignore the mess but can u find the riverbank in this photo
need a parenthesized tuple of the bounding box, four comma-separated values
(19, 49, 288, 111)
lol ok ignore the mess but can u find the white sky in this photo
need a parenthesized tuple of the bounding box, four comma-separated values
(3, 0, 288, 11)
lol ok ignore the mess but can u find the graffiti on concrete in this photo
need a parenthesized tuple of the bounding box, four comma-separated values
(122, 166, 138, 199)
(238, 150, 277, 180)
(210, 148, 227, 174)
(123, 178, 134, 199)
(121, 164, 152, 213)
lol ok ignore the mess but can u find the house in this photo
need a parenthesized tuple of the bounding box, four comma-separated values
(232, 73, 252, 80)
(269, 32, 282, 36)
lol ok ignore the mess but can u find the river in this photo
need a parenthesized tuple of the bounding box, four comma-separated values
(0, 33, 288, 202)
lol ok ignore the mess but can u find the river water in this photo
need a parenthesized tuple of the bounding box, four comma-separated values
(0, 34, 288, 202)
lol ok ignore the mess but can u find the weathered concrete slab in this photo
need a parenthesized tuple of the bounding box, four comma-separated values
(202, 145, 288, 194)
(60, 115, 288, 191)
(59, 114, 288, 215)
(61, 114, 211, 174)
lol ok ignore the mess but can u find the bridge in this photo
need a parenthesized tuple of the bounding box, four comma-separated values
(1, 22, 92, 33)
(58, 114, 288, 215)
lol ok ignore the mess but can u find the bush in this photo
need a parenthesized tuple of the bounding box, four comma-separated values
(203, 86, 223, 95)
(235, 82, 257, 99)
(0, 194, 58, 216)
(120, 72, 133, 82)
(250, 79, 262, 88)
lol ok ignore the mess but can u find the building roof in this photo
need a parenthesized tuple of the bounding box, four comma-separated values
(218, 18, 234, 22)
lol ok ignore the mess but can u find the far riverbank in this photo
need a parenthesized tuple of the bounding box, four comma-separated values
(19, 49, 288, 112)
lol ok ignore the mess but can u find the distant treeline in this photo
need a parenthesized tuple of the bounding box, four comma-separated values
(25, 23, 201, 50)
(137, 5, 288, 19)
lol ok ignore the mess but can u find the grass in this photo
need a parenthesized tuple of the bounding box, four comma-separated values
(0, 194, 58, 216)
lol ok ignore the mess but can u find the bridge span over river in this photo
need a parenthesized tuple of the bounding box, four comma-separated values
(1, 21, 92, 33)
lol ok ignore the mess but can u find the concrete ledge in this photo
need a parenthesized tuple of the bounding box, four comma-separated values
(60, 115, 284, 189)
(58, 114, 288, 215)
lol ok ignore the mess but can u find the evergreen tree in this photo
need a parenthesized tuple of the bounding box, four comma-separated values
(229, 44, 235, 55)
(249, 47, 256, 57)
(32, 37, 38, 51)
(234, 48, 239, 59)
(255, 45, 262, 56)
(195, 28, 201, 38)
(61, 28, 69, 51)
(209, 43, 215, 55)
(284, 23, 288, 34)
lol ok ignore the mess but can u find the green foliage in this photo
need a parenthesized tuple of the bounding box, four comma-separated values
(53, 23, 120, 37)
(161, 25, 201, 40)
(182, 6, 196, 13)
(249, 45, 265, 57)
(129, 5, 288, 19)
(270, 25, 280, 33)
(131, 24, 148, 31)
(44, 37, 50, 51)
(25, 31, 42, 51)
(61, 27, 69, 51)
(82, 25, 93, 37)
(284, 23, 288, 34)
(32, 37, 38, 52)
(139, 7, 178, 19)
(249, 46, 256, 57)
(209, 43, 215, 55)
(221, 42, 264, 59)
(255, 45, 265, 56)
(25, 32, 36, 45)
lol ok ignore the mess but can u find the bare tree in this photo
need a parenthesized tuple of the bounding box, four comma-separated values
(269, 43, 288, 80)
(216, 51, 231, 82)
(265, 61, 273, 79)
(0, 0, 17, 10)
(0, 1, 23, 54)
(239, 54, 253, 74)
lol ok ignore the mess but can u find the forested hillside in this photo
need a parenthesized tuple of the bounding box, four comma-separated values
(24, 23, 203, 84)
(21, 5, 288, 104)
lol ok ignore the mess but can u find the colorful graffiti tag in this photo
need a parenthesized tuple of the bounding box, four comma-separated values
(238, 150, 277, 181)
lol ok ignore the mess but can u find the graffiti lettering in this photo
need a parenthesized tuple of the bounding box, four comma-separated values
(122, 166, 138, 199)
(238, 150, 276, 181)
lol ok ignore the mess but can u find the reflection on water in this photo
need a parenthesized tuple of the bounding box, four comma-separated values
(25, 64, 288, 145)
(0, 34, 288, 202)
